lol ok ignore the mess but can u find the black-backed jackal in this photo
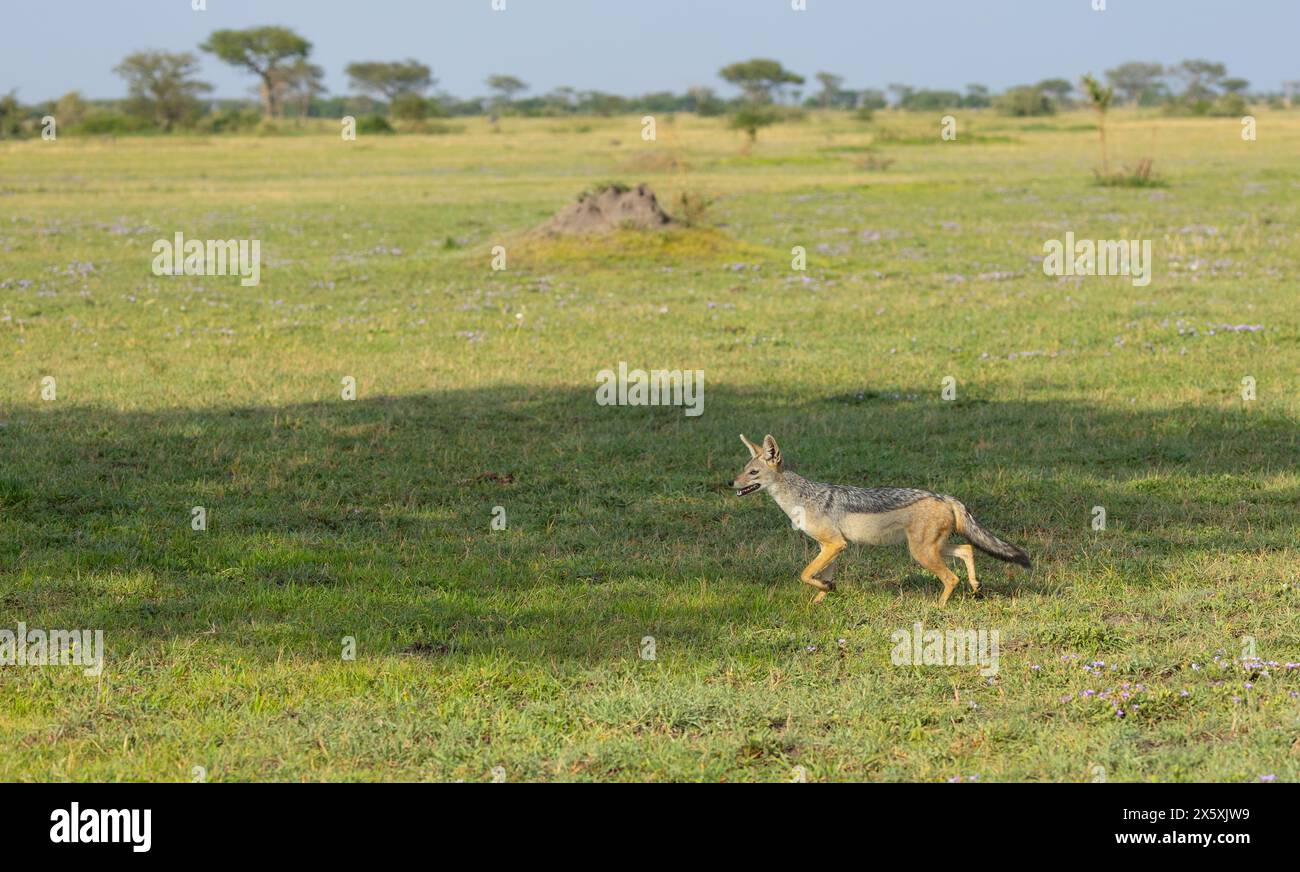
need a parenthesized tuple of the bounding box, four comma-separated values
(731, 434, 1031, 605)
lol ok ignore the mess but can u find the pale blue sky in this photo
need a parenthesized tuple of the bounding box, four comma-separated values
(4, 0, 1296, 101)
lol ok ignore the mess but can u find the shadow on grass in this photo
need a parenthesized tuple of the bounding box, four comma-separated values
(0, 384, 1295, 663)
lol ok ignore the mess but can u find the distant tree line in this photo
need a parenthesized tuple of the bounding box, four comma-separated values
(0, 26, 1295, 138)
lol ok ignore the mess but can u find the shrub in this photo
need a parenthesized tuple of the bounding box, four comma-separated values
(1081, 73, 1114, 175)
(673, 190, 715, 227)
(858, 89, 888, 111)
(356, 114, 395, 134)
(77, 110, 155, 135)
(1206, 92, 1248, 117)
(995, 86, 1056, 116)
(898, 89, 964, 111)
(54, 91, 89, 127)
(198, 105, 260, 133)
(0, 91, 27, 138)
(692, 92, 727, 117)
(1093, 158, 1167, 188)
(1164, 97, 1213, 116)
(254, 118, 290, 136)
(729, 105, 778, 143)
(390, 92, 429, 123)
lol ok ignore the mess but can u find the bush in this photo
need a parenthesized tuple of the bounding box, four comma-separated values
(673, 190, 715, 227)
(995, 86, 1056, 116)
(692, 93, 728, 117)
(1164, 97, 1213, 116)
(1207, 92, 1248, 117)
(1093, 158, 1167, 188)
(356, 114, 395, 134)
(390, 92, 429, 123)
(0, 91, 28, 138)
(77, 110, 155, 135)
(729, 105, 778, 142)
(898, 89, 963, 111)
(198, 105, 260, 133)
(858, 89, 888, 111)
(54, 91, 89, 127)
(1162, 89, 1246, 117)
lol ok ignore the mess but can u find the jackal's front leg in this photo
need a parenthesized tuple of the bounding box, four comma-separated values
(800, 540, 845, 603)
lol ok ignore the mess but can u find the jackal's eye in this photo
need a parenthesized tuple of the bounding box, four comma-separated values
(749, 469, 759, 476)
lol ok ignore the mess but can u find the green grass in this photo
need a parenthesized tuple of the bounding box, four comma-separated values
(1, 109, 1297, 782)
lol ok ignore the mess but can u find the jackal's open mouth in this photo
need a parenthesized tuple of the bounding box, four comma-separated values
(735, 483, 761, 496)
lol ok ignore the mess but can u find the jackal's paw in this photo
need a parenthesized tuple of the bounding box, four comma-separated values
(811, 590, 828, 604)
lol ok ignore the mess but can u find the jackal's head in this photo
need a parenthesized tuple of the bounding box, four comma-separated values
(732, 434, 783, 496)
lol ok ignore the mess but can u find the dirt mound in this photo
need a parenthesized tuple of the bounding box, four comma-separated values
(538, 183, 674, 235)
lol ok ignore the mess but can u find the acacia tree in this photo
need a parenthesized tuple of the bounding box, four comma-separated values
(887, 83, 915, 106)
(1036, 78, 1075, 108)
(113, 50, 212, 131)
(719, 59, 802, 145)
(815, 72, 843, 107)
(719, 58, 803, 104)
(345, 60, 434, 100)
(1081, 73, 1114, 176)
(1172, 59, 1226, 102)
(485, 74, 527, 114)
(201, 27, 312, 117)
(272, 59, 326, 118)
(1105, 62, 1165, 105)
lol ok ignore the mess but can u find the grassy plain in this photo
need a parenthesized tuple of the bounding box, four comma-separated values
(1, 109, 1297, 780)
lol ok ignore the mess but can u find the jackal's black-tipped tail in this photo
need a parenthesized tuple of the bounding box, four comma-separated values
(948, 499, 1032, 568)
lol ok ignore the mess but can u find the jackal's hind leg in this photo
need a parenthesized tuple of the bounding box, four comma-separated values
(942, 543, 979, 594)
(910, 535, 962, 607)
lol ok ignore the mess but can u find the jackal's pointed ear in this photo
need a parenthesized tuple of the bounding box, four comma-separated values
(739, 433, 761, 458)
(762, 434, 781, 466)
